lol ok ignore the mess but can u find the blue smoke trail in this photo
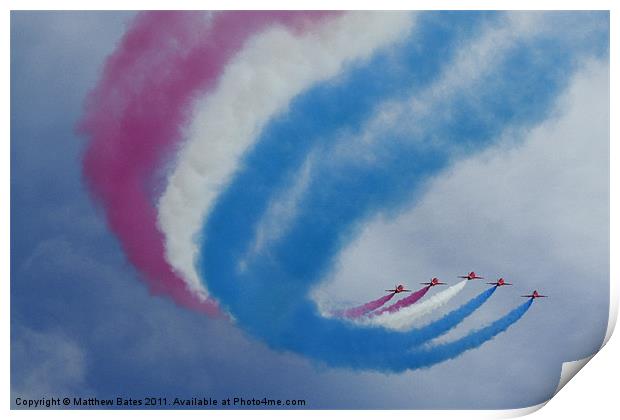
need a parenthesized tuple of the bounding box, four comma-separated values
(400, 299, 534, 370)
(408, 286, 497, 344)
(248, 286, 499, 370)
(198, 12, 608, 371)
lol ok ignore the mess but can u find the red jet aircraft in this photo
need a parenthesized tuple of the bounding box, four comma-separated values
(421, 277, 446, 287)
(521, 290, 547, 299)
(487, 277, 512, 287)
(458, 271, 484, 280)
(385, 284, 411, 294)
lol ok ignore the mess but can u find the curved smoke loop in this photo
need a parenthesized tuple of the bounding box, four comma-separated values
(80, 11, 595, 372)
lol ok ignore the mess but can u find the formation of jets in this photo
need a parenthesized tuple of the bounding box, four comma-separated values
(385, 272, 547, 300)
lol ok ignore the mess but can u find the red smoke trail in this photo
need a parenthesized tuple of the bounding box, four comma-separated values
(335, 293, 396, 319)
(79, 11, 335, 315)
(370, 286, 431, 317)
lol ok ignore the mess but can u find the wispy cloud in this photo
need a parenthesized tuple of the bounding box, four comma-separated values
(11, 326, 90, 402)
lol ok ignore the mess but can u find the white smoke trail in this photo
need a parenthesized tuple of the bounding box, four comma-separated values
(357, 280, 468, 331)
(157, 12, 416, 299)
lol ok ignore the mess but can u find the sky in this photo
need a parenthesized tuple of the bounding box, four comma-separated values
(10, 11, 609, 409)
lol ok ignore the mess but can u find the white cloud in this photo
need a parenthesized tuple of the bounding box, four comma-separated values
(11, 327, 90, 401)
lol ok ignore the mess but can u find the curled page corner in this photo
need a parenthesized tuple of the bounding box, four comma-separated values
(495, 402, 547, 419)
(548, 302, 616, 402)
(499, 298, 616, 417)
(492, 355, 598, 419)
(602, 295, 618, 348)
(529, 288, 616, 415)
(553, 284, 618, 391)
(554, 355, 596, 396)
(547, 304, 616, 402)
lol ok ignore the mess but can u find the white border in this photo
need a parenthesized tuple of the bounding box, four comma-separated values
(3, 1, 616, 419)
